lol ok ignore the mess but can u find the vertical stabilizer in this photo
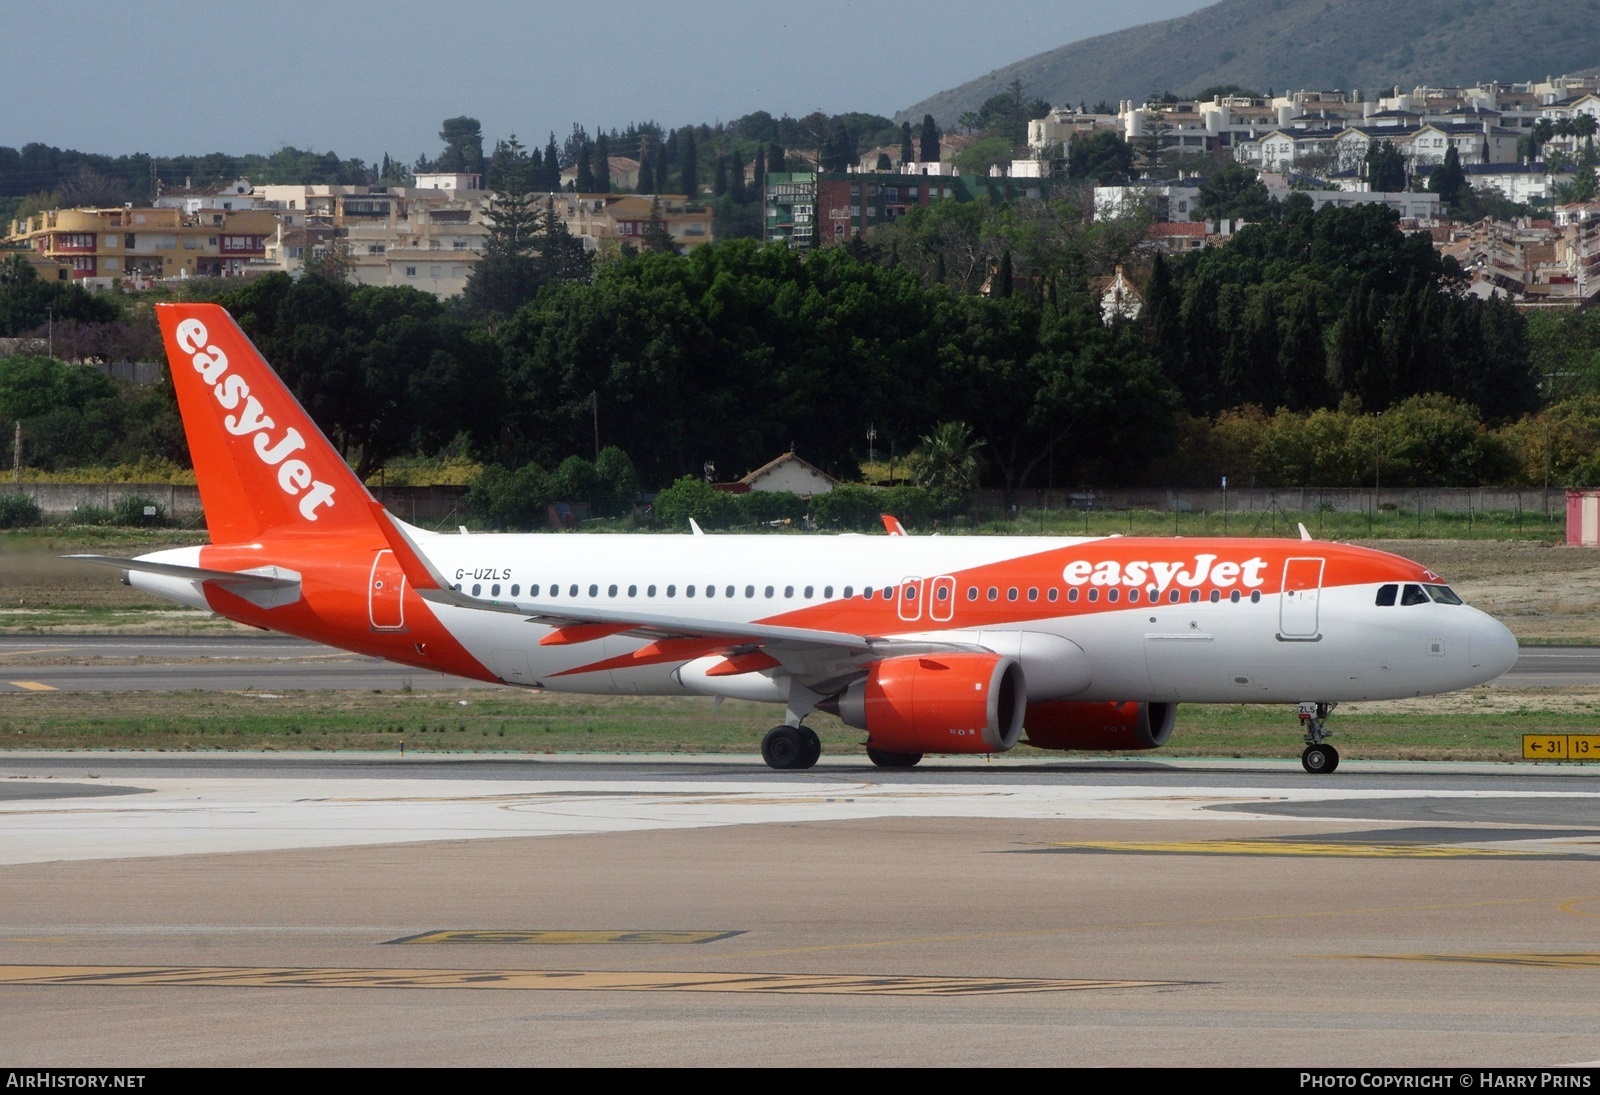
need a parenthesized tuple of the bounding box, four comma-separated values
(156, 303, 379, 543)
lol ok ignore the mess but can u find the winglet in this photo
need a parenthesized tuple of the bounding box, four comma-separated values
(1298, 522, 1313, 542)
(689, 518, 705, 536)
(882, 514, 907, 537)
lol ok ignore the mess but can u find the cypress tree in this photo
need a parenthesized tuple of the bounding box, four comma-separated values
(768, 143, 785, 173)
(900, 122, 915, 166)
(575, 142, 596, 193)
(919, 115, 940, 163)
(638, 155, 656, 194)
(713, 155, 727, 197)
(593, 133, 612, 193)
(542, 133, 562, 191)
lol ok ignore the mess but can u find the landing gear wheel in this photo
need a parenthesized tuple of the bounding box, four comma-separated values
(762, 726, 816, 771)
(1301, 743, 1338, 774)
(799, 727, 822, 767)
(866, 746, 923, 768)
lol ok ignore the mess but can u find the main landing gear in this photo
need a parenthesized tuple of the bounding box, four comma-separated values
(761, 725, 822, 770)
(1297, 701, 1339, 774)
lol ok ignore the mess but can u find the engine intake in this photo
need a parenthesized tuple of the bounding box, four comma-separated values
(826, 653, 1025, 756)
(1022, 700, 1176, 751)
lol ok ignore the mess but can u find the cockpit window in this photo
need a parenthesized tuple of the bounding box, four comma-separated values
(1425, 584, 1463, 605)
(1375, 584, 1397, 607)
(1401, 583, 1430, 606)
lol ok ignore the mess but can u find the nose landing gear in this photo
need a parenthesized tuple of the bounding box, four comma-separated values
(1297, 701, 1339, 773)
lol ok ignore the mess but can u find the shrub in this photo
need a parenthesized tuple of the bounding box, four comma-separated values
(112, 494, 167, 528)
(0, 492, 41, 528)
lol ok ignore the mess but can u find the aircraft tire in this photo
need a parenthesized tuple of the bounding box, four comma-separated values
(799, 727, 822, 767)
(762, 726, 810, 770)
(866, 746, 923, 768)
(1301, 743, 1338, 774)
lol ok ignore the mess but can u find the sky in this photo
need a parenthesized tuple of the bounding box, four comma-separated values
(7, 1, 1214, 164)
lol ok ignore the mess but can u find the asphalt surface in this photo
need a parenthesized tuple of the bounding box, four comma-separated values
(1, 752, 1598, 1067)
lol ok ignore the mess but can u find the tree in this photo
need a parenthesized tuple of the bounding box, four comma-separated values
(641, 196, 675, 253)
(437, 116, 485, 175)
(462, 136, 543, 318)
(1428, 146, 1466, 205)
(592, 133, 612, 194)
(575, 142, 596, 193)
(638, 155, 656, 194)
(767, 143, 785, 174)
(1194, 163, 1274, 227)
(900, 122, 915, 166)
(919, 115, 940, 163)
(1065, 131, 1134, 183)
(1365, 140, 1406, 192)
(909, 421, 985, 509)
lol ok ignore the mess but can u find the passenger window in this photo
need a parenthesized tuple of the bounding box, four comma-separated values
(705, 585, 715, 598)
(608, 584, 618, 597)
(1087, 589, 1099, 603)
(987, 587, 998, 601)
(1401, 584, 1429, 606)
(746, 585, 756, 598)
(1250, 590, 1261, 603)
(471, 583, 481, 596)
(513, 584, 522, 597)
(842, 586, 853, 598)
(1169, 590, 1180, 603)
(764, 586, 773, 598)
(1027, 588, 1038, 601)
(806, 586, 816, 598)
(864, 586, 874, 599)
(1208, 590, 1220, 603)
(667, 585, 676, 597)
(1007, 588, 1018, 601)
(1127, 589, 1140, 603)
(885, 587, 896, 600)
(627, 584, 637, 597)
(686, 585, 696, 598)
(1047, 588, 1058, 602)
(725, 585, 735, 598)
(824, 586, 833, 597)
(1068, 588, 1079, 602)
(936, 586, 949, 601)
(967, 586, 979, 601)
(1375, 584, 1398, 606)
(1189, 590, 1200, 603)
(784, 586, 794, 598)
(647, 585, 656, 597)
(1107, 589, 1119, 603)
(588, 584, 599, 597)
(491, 584, 501, 596)
(905, 586, 917, 600)
(568, 584, 579, 597)
(1229, 590, 1241, 603)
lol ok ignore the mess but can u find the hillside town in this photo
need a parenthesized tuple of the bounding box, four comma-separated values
(6, 74, 1599, 308)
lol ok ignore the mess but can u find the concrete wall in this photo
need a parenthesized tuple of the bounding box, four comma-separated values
(11, 483, 469, 524)
(975, 486, 1564, 517)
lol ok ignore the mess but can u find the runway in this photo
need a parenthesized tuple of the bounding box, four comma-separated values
(1, 752, 1598, 1067)
(0, 634, 1594, 691)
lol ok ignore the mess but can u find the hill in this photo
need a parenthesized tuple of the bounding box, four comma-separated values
(898, 0, 1600, 125)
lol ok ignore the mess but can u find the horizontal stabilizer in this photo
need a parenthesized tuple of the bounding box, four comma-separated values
(66, 555, 302, 609)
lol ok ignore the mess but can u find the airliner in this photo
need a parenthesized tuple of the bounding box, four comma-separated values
(75, 304, 1520, 774)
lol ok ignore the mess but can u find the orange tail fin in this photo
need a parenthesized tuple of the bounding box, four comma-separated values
(156, 303, 379, 544)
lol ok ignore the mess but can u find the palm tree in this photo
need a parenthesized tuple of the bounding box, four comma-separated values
(910, 421, 986, 511)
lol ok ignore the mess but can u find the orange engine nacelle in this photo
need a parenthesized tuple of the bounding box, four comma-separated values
(830, 653, 1025, 755)
(1023, 700, 1177, 752)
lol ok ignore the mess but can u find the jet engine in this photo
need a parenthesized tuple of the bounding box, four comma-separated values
(1022, 700, 1176, 751)
(826, 653, 1025, 755)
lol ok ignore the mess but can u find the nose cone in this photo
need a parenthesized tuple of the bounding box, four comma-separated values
(1469, 611, 1520, 682)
